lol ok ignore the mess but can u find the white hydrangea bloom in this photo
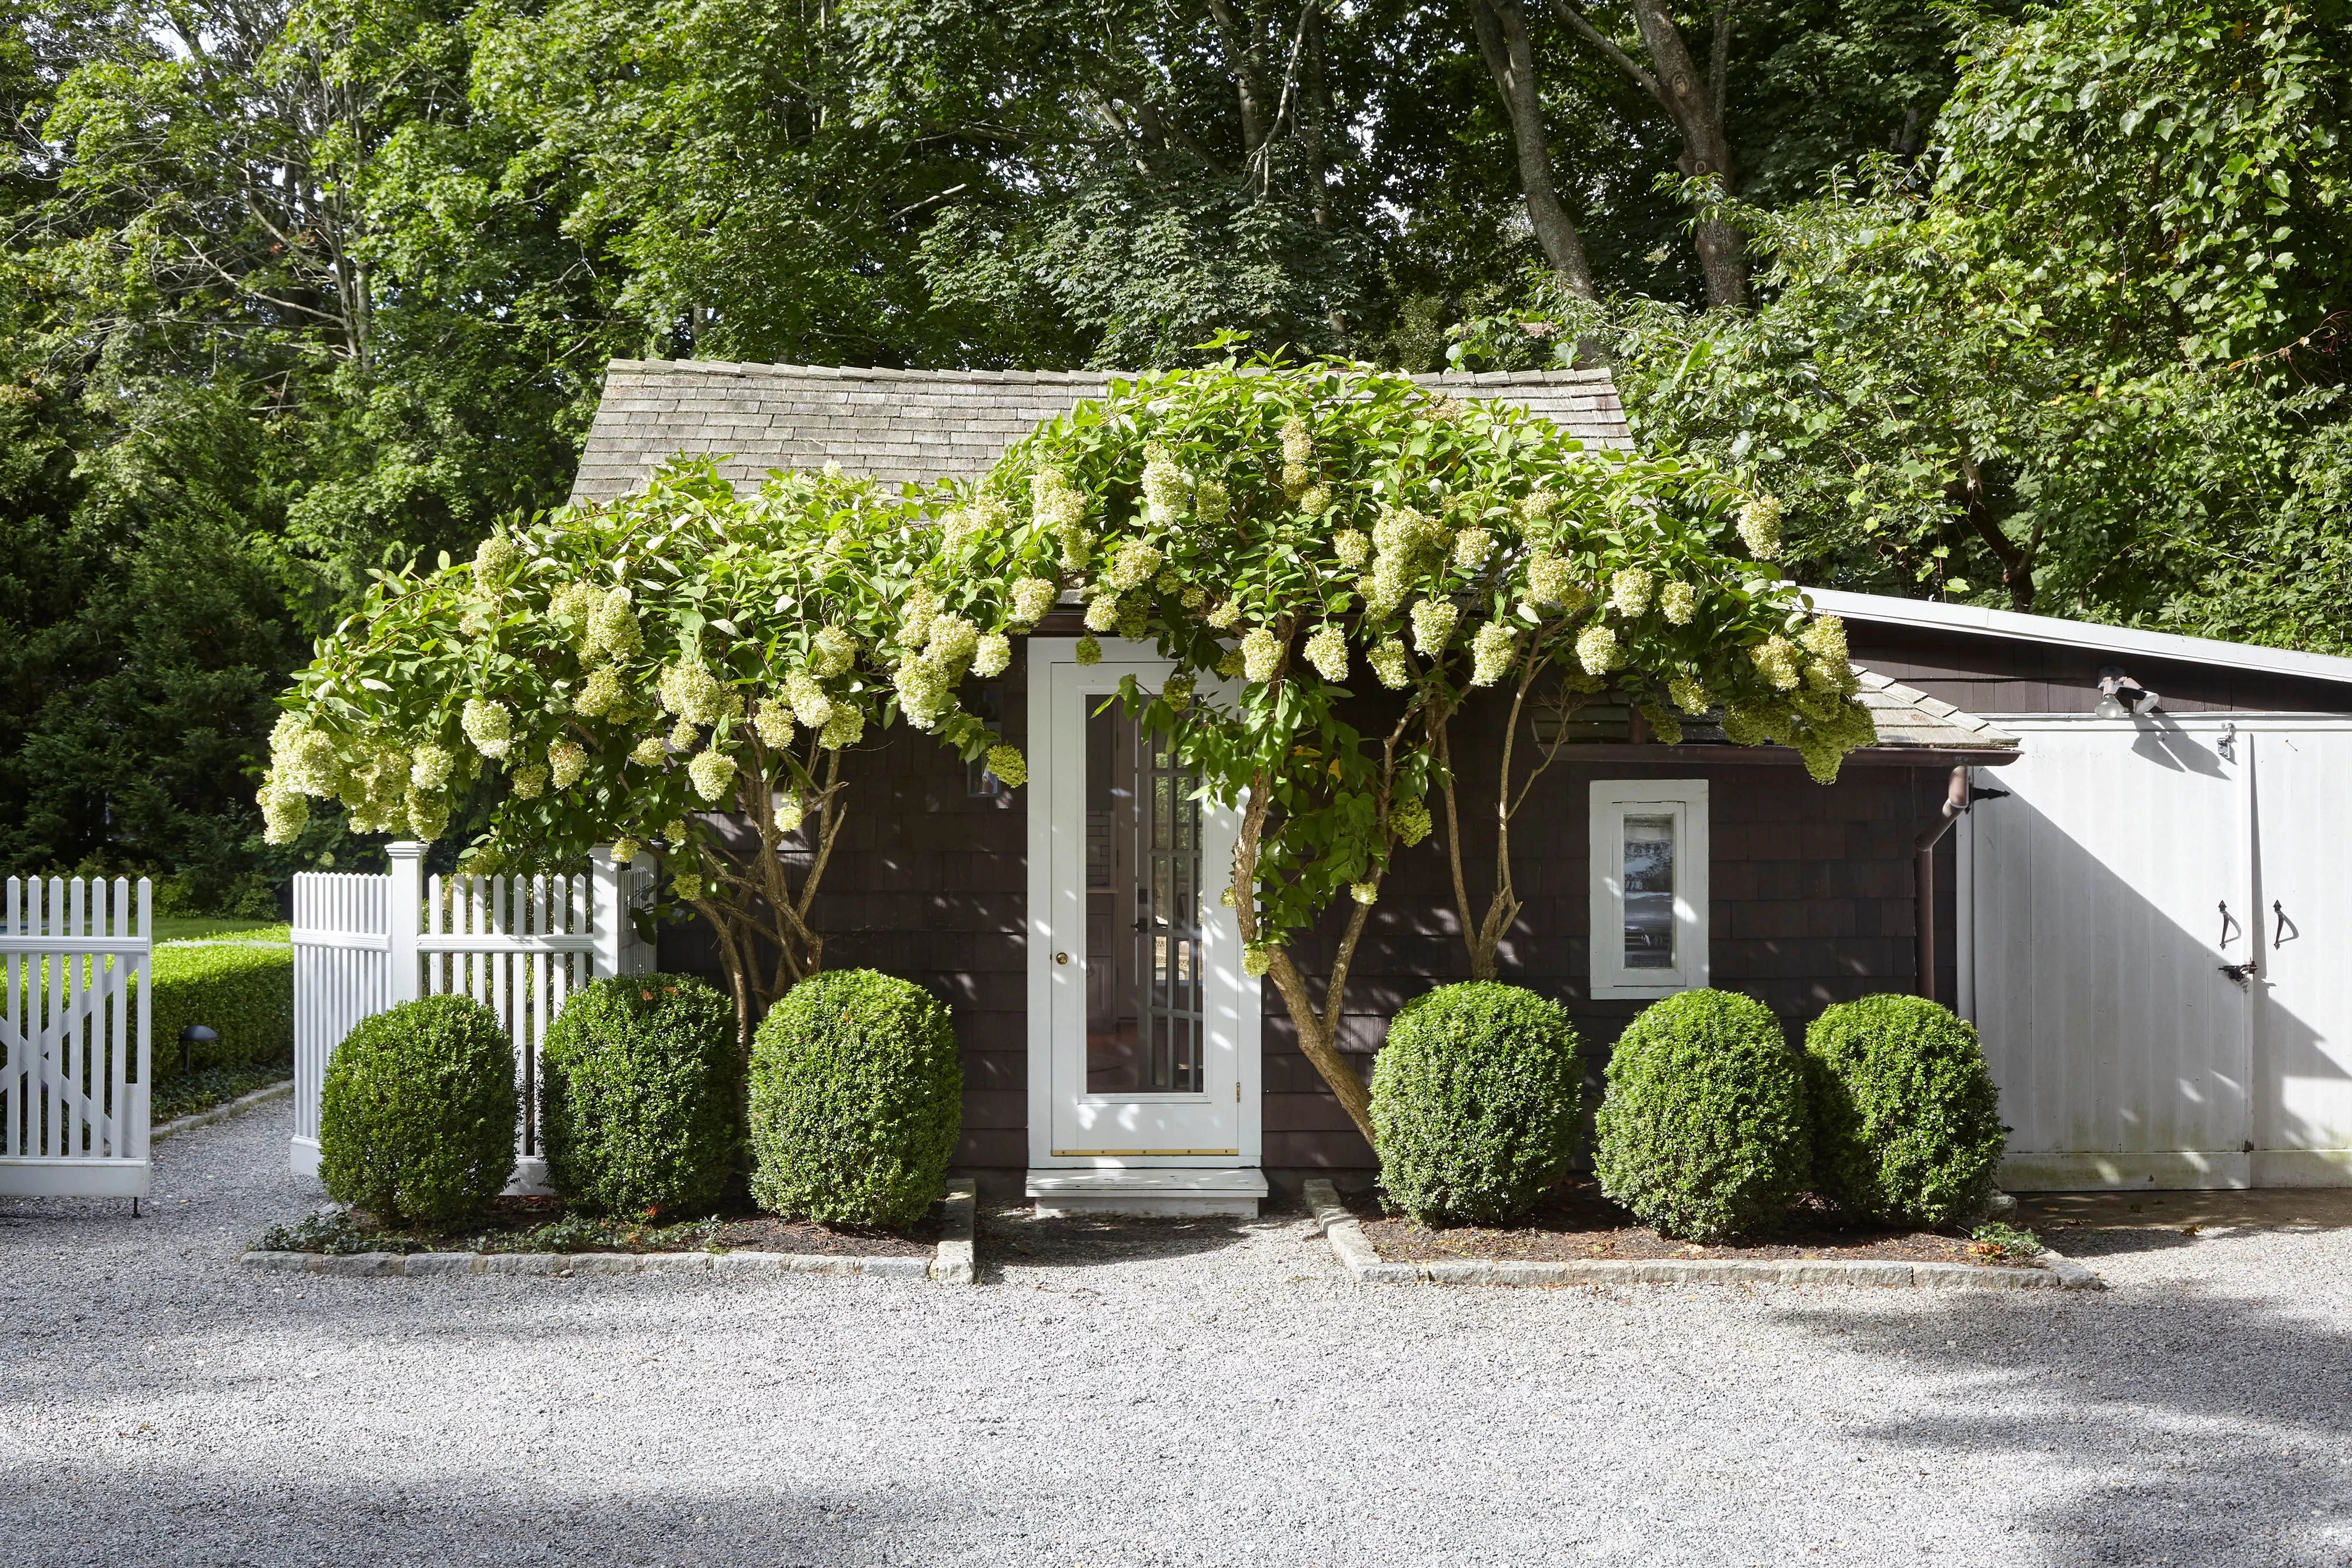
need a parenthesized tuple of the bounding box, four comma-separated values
(1669, 677, 1712, 715)
(687, 749, 737, 804)
(589, 586, 642, 660)
(1104, 538, 1162, 591)
(1009, 576, 1058, 626)
(1469, 621, 1516, 687)
(1304, 623, 1349, 683)
(407, 787, 449, 841)
(810, 624, 858, 677)
(629, 735, 667, 765)
(1610, 567, 1653, 618)
(1368, 637, 1411, 690)
(410, 745, 455, 792)
(1140, 445, 1190, 527)
(1205, 599, 1242, 630)
(774, 794, 806, 834)
(1738, 495, 1783, 560)
(509, 763, 549, 800)
(1798, 614, 1848, 666)
(984, 744, 1027, 788)
(1334, 529, 1371, 569)
(818, 705, 865, 749)
(972, 632, 1012, 678)
(258, 780, 309, 845)
(1409, 598, 1458, 656)
(1298, 483, 1331, 516)
(1195, 478, 1230, 523)
(547, 740, 588, 789)
(669, 717, 700, 751)
(1241, 627, 1284, 684)
(1350, 881, 1378, 906)
(1242, 943, 1272, 978)
(657, 662, 724, 726)
(1279, 417, 1313, 499)
(1576, 622, 1622, 674)
(1750, 634, 1802, 690)
(1452, 527, 1494, 572)
(1660, 580, 1698, 625)
(753, 701, 796, 748)
(1083, 593, 1120, 633)
(268, 714, 340, 798)
(900, 584, 943, 650)
(472, 533, 518, 593)
(460, 698, 515, 760)
(573, 666, 627, 719)
(786, 671, 834, 728)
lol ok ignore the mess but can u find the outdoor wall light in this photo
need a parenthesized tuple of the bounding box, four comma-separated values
(2095, 666, 2160, 718)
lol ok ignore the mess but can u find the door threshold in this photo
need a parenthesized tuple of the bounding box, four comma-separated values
(1025, 1167, 1268, 1218)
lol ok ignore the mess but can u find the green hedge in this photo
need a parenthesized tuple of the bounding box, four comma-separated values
(542, 974, 742, 1216)
(320, 995, 517, 1227)
(1370, 982, 1584, 1225)
(1805, 994, 2007, 1227)
(1593, 989, 1811, 1241)
(749, 969, 962, 1227)
(145, 942, 293, 1075)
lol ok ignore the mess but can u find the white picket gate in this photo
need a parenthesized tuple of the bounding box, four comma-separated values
(292, 842, 653, 1189)
(1, 877, 152, 1198)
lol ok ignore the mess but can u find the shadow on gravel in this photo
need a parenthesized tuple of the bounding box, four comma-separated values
(1778, 1286, 2352, 1567)
(17, 1470, 980, 1567)
(977, 1206, 1271, 1278)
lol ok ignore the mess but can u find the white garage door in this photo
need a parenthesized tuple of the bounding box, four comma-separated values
(1966, 716, 2352, 1189)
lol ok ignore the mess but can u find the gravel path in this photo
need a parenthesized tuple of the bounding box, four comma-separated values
(5, 1106, 2350, 1567)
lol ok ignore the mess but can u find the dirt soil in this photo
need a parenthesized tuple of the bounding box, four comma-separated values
(1349, 1183, 2040, 1269)
(329, 1194, 940, 1258)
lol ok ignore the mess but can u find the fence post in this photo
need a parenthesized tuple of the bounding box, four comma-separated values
(590, 845, 657, 980)
(386, 841, 423, 1004)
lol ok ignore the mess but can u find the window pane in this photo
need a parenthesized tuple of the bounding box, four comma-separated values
(1623, 812, 1676, 969)
(1084, 693, 1205, 1094)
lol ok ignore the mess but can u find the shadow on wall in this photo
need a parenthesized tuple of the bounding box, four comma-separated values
(1779, 1282, 2352, 1564)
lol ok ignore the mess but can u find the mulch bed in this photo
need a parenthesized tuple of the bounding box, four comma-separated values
(1349, 1183, 2040, 1269)
(260, 1193, 939, 1258)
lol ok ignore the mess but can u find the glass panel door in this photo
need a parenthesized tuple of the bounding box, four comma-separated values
(1084, 697, 1204, 1092)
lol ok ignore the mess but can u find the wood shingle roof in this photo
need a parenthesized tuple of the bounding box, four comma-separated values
(567, 359, 1633, 505)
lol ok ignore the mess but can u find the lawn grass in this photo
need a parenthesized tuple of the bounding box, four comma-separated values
(153, 916, 292, 944)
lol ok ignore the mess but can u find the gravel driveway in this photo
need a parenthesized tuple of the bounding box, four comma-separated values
(5, 1106, 2349, 1568)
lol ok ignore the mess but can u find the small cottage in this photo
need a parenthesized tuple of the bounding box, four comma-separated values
(566, 360, 2062, 1213)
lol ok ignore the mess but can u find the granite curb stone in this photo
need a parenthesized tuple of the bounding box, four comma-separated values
(1301, 1179, 2103, 1291)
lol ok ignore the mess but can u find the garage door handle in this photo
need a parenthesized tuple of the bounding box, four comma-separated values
(2219, 900, 2242, 950)
(2273, 900, 2296, 949)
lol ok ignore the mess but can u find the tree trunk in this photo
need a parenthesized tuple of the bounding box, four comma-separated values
(1956, 452, 2037, 611)
(1462, 0, 1599, 300)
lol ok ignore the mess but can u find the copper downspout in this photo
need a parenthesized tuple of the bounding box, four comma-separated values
(1913, 766, 1971, 1002)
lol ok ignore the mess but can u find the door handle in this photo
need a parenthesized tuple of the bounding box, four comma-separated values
(2273, 900, 2297, 949)
(1054, 951, 1069, 965)
(2219, 900, 2242, 950)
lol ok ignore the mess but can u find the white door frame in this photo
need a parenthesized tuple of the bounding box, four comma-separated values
(1024, 638, 1262, 1172)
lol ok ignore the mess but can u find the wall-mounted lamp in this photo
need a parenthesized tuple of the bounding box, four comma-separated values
(2095, 666, 2160, 718)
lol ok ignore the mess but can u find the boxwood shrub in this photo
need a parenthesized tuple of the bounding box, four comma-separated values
(319, 995, 517, 1227)
(542, 974, 741, 1216)
(748, 969, 961, 1227)
(1805, 993, 2007, 1227)
(1593, 988, 1810, 1240)
(146, 942, 294, 1074)
(1369, 981, 1583, 1225)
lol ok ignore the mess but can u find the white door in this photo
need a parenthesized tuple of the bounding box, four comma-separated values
(1025, 640, 1259, 1170)
(2249, 729, 2352, 1185)
(1967, 717, 2254, 1188)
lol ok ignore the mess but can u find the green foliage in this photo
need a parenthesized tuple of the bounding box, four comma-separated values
(1369, 982, 1584, 1225)
(145, 941, 293, 1074)
(151, 1059, 293, 1125)
(318, 995, 517, 1227)
(541, 974, 741, 1216)
(1970, 1221, 2043, 1261)
(253, 1204, 726, 1255)
(1593, 989, 1810, 1240)
(747, 970, 961, 1228)
(1804, 994, 2006, 1228)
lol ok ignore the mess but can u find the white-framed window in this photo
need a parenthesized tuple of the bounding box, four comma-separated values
(1589, 780, 1710, 999)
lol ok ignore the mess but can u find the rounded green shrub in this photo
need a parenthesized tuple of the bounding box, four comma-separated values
(748, 969, 961, 1226)
(319, 995, 516, 1227)
(1370, 981, 1584, 1225)
(542, 974, 741, 1216)
(1805, 993, 2006, 1227)
(1593, 988, 1809, 1240)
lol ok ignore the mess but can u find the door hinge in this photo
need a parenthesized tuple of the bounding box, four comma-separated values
(1235, 1081, 1242, 1102)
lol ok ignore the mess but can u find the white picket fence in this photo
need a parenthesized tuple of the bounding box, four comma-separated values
(1, 877, 152, 1198)
(292, 842, 654, 1189)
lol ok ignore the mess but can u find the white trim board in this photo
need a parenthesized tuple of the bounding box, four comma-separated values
(1798, 587, 2352, 689)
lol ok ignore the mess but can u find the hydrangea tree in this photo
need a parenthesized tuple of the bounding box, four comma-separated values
(260, 461, 1018, 1052)
(918, 360, 1874, 1141)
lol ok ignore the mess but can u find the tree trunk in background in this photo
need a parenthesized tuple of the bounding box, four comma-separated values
(1462, 0, 1599, 300)
(1550, 0, 1749, 306)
